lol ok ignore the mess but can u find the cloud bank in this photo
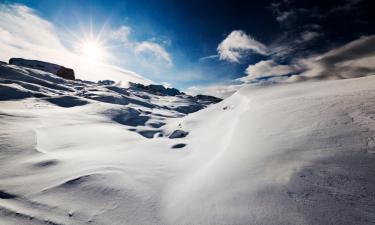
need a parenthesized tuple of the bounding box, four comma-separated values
(296, 35, 375, 80)
(193, 34, 375, 98)
(243, 35, 375, 82)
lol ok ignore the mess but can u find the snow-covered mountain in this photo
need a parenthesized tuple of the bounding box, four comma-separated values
(0, 63, 221, 137)
(0, 63, 375, 225)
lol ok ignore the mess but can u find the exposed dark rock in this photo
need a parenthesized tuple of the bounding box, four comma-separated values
(98, 80, 116, 86)
(171, 143, 186, 149)
(138, 130, 161, 139)
(129, 82, 181, 96)
(174, 105, 203, 114)
(45, 96, 88, 108)
(0, 190, 17, 199)
(194, 94, 222, 103)
(169, 130, 189, 139)
(56, 67, 75, 80)
(0, 84, 33, 100)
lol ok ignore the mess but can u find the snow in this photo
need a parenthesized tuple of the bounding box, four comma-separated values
(9, 58, 65, 75)
(1, 63, 375, 224)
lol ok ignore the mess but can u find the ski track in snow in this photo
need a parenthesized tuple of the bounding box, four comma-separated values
(1, 64, 375, 224)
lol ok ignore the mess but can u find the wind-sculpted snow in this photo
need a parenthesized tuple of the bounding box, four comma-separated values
(0, 64, 219, 139)
(0, 63, 375, 225)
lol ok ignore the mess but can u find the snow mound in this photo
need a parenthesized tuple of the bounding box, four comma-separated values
(0, 62, 375, 225)
(164, 76, 375, 225)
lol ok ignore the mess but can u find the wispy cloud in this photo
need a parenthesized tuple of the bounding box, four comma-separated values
(188, 1, 372, 97)
(0, 3, 151, 85)
(217, 30, 268, 63)
(134, 41, 172, 66)
(269, 29, 323, 61)
(110, 25, 131, 42)
(295, 35, 375, 81)
(199, 54, 219, 61)
(107, 25, 173, 70)
(0, 4, 65, 53)
(244, 60, 298, 80)
(329, 0, 362, 13)
(252, 35, 375, 82)
(299, 31, 321, 42)
(270, 2, 296, 25)
(185, 82, 243, 98)
(276, 10, 294, 23)
(189, 35, 375, 97)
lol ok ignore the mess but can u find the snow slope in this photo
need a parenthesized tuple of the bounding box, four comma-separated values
(0, 63, 375, 225)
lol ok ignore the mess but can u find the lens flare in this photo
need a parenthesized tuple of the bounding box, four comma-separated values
(81, 41, 103, 61)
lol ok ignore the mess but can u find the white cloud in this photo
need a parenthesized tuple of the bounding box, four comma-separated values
(185, 83, 243, 98)
(0, 3, 151, 85)
(161, 82, 172, 88)
(276, 11, 294, 22)
(199, 54, 219, 61)
(105, 26, 174, 79)
(244, 60, 297, 80)
(271, 2, 295, 24)
(190, 35, 375, 99)
(330, 0, 362, 13)
(110, 26, 131, 42)
(254, 35, 375, 82)
(300, 31, 321, 42)
(0, 4, 65, 52)
(296, 35, 375, 80)
(134, 41, 172, 66)
(217, 30, 268, 63)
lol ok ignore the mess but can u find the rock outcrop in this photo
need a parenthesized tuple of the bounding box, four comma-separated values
(9, 58, 75, 80)
(194, 94, 222, 103)
(129, 82, 181, 96)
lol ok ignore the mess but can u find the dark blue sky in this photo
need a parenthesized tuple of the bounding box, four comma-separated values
(3, 0, 375, 88)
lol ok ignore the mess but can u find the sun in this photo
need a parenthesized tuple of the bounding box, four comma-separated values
(81, 41, 103, 61)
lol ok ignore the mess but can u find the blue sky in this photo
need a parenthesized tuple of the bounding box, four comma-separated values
(4, 0, 254, 88)
(0, 0, 374, 95)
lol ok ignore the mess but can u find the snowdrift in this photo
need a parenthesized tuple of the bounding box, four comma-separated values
(0, 63, 375, 225)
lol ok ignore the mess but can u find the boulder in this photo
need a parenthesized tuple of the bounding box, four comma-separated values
(56, 67, 75, 80)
